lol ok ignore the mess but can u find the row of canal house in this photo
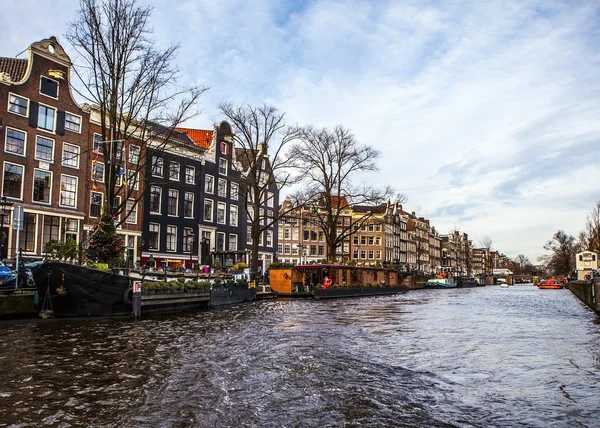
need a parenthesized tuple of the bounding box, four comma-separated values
(0, 37, 278, 271)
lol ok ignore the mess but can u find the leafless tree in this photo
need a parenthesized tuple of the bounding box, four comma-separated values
(584, 199, 600, 254)
(543, 230, 578, 275)
(288, 125, 396, 260)
(66, 0, 207, 223)
(514, 254, 530, 274)
(219, 103, 300, 276)
(480, 236, 493, 251)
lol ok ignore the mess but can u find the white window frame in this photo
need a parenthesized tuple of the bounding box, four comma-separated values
(152, 156, 163, 177)
(64, 112, 82, 133)
(184, 192, 194, 218)
(149, 223, 160, 250)
(37, 103, 56, 133)
(169, 161, 180, 181)
(166, 225, 177, 252)
(216, 232, 226, 252)
(167, 189, 179, 217)
(2, 161, 25, 200)
(59, 174, 78, 208)
(90, 191, 103, 218)
(126, 199, 137, 224)
(185, 165, 195, 184)
(217, 202, 226, 225)
(205, 174, 214, 194)
(4, 126, 27, 157)
(35, 135, 55, 163)
(204, 199, 214, 222)
(218, 158, 228, 175)
(266, 230, 273, 247)
(127, 170, 139, 191)
(266, 191, 274, 208)
(92, 160, 105, 183)
(39, 76, 59, 99)
(62, 143, 80, 169)
(93, 133, 104, 156)
(129, 145, 140, 164)
(218, 178, 227, 198)
(229, 234, 238, 251)
(149, 186, 162, 214)
(230, 205, 238, 226)
(32, 168, 53, 204)
(230, 182, 239, 200)
(7, 93, 29, 117)
(247, 226, 252, 244)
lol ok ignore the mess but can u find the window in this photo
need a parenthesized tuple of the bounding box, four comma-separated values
(19, 213, 36, 253)
(185, 165, 195, 184)
(2, 162, 24, 199)
(215, 232, 225, 252)
(368, 224, 374, 232)
(230, 205, 238, 226)
(90, 191, 102, 218)
(167, 189, 178, 216)
(284, 244, 291, 254)
(230, 182, 239, 200)
(219, 158, 228, 175)
(220, 141, 229, 154)
(204, 199, 214, 222)
(218, 178, 227, 198)
(229, 234, 238, 251)
(129, 145, 140, 164)
(184, 192, 194, 217)
(126, 199, 137, 224)
(42, 216, 60, 248)
(376, 250, 382, 259)
(62, 143, 80, 168)
(169, 162, 180, 181)
(35, 136, 54, 162)
(361, 236, 367, 245)
(368, 236, 374, 245)
(266, 191, 274, 207)
(40, 76, 58, 98)
(360, 250, 366, 259)
(5, 128, 26, 155)
(59, 175, 77, 208)
(217, 202, 226, 224)
(8, 93, 28, 116)
(205, 174, 214, 193)
(278, 243, 283, 254)
(149, 186, 161, 214)
(166, 226, 177, 252)
(93, 134, 103, 155)
(152, 156, 163, 176)
(64, 113, 81, 133)
(149, 223, 160, 250)
(376, 224, 381, 232)
(247, 226, 252, 244)
(318, 245, 325, 256)
(92, 161, 105, 183)
(183, 228, 194, 252)
(38, 105, 56, 132)
(353, 250, 359, 259)
(33, 169, 52, 203)
(127, 170, 139, 190)
(369, 250, 374, 259)
(266, 230, 273, 247)
(284, 228, 290, 239)
(310, 244, 316, 256)
(375, 237, 381, 246)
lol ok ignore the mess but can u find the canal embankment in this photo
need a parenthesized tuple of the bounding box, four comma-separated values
(568, 277, 600, 313)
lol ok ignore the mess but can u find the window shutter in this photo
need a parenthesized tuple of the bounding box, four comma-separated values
(29, 102, 39, 128)
(56, 110, 65, 135)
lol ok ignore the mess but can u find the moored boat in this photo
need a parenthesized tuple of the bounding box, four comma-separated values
(456, 276, 483, 287)
(537, 279, 564, 289)
(425, 278, 457, 289)
(255, 284, 277, 299)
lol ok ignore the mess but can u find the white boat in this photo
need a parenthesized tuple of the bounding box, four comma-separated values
(500, 283, 509, 288)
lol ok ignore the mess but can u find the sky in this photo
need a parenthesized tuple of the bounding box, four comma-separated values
(2, 0, 599, 261)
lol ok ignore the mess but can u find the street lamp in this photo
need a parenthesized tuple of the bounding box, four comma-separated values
(0, 196, 14, 260)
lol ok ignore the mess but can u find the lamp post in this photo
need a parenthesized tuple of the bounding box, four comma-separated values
(0, 196, 14, 260)
(188, 232, 195, 270)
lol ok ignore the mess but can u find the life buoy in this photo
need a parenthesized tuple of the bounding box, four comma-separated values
(323, 277, 332, 290)
(123, 288, 133, 305)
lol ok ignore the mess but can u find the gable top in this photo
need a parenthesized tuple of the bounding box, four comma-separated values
(30, 36, 71, 66)
(176, 127, 214, 149)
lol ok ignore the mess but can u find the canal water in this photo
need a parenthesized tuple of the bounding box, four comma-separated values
(0, 285, 599, 427)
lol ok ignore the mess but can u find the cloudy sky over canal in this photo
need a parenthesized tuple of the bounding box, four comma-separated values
(3, 0, 599, 259)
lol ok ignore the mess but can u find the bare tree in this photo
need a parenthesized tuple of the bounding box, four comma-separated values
(543, 230, 578, 275)
(584, 199, 600, 254)
(514, 254, 530, 274)
(480, 236, 493, 251)
(219, 103, 300, 276)
(67, 0, 207, 223)
(288, 125, 396, 260)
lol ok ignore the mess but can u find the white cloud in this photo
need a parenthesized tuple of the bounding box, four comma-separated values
(3, 0, 599, 261)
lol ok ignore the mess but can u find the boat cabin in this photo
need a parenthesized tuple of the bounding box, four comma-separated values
(575, 251, 598, 280)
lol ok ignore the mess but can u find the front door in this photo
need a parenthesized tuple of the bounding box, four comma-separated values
(0, 227, 8, 259)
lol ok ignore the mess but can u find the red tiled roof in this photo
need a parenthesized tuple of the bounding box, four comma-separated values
(175, 127, 213, 149)
(0, 57, 28, 82)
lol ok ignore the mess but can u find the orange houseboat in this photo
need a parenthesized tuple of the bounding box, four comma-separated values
(269, 264, 409, 299)
(537, 279, 564, 289)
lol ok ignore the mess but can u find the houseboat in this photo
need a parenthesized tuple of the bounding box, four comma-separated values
(424, 278, 457, 289)
(537, 279, 564, 289)
(269, 264, 409, 299)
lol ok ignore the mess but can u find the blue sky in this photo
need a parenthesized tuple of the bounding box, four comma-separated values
(2, 0, 599, 261)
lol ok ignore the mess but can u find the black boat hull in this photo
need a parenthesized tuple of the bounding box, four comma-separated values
(313, 285, 409, 299)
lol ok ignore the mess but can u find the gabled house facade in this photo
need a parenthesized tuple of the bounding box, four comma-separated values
(0, 37, 90, 260)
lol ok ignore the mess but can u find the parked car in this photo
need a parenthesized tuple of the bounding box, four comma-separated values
(0, 261, 17, 290)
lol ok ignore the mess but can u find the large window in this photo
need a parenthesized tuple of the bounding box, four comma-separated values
(184, 192, 194, 218)
(216, 232, 225, 252)
(38, 105, 56, 132)
(166, 226, 177, 252)
(266, 191, 274, 207)
(8, 93, 28, 116)
(169, 162, 180, 181)
(229, 234, 238, 251)
(149, 186, 161, 214)
(19, 213, 36, 252)
(90, 191, 102, 218)
(35, 136, 54, 162)
(2, 162, 24, 199)
(152, 156, 163, 176)
(167, 189, 178, 216)
(218, 178, 227, 197)
(126, 199, 137, 224)
(92, 161, 105, 183)
(266, 230, 273, 247)
(247, 227, 253, 245)
(230, 205, 238, 226)
(205, 174, 214, 194)
(62, 143, 80, 168)
(148, 223, 160, 250)
(204, 199, 213, 222)
(33, 169, 52, 203)
(184, 228, 194, 252)
(217, 202, 226, 224)
(64, 113, 81, 133)
(5, 128, 26, 155)
(127, 170, 139, 190)
(230, 182, 239, 200)
(185, 165, 195, 184)
(129, 145, 140, 164)
(93, 134, 104, 156)
(42, 216, 60, 248)
(40, 76, 59, 98)
(59, 175, 77, 207)
(218, 158, 228, 175)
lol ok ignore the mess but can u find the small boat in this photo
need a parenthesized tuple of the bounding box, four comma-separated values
(255, 284, 277, 299)
(500, 283, 509, 288)
(538, 279, 564, 289)
(425, 278, 457, 289)
(456, 276, 483, 287)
